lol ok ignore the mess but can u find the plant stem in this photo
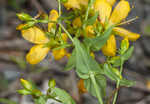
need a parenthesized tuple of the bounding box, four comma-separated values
(58, 23, 74, 43)
(112, 59, 124, 104)
(83, 0, 95, 36)
(90, 73, 103, 104)
(58, 0, 61, 16)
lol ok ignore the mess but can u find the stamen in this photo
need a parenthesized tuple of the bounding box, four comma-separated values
(117, 16, 138, 26)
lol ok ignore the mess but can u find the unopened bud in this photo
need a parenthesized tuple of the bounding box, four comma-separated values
(120, 38, 129, 55)
(16, 13, 32, 21)
(20, 78, 33, 91)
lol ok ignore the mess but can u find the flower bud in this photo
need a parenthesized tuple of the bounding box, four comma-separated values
(32, 89, 42, 97)
(77, 79, 87, 94)
(16, 13, 32, 21)
(17, 89, 31, 95)
(20, 78, 33, 91)
(48, 79, 56, 88)
(120, 38, 129, 55)
(112, 68, 122, 80)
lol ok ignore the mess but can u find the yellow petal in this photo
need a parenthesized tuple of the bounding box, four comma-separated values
(61, 33, 68, 42)
(26, 45, 50, 64)
(21, 26, 49, 44)
(52, 48, 67, 60)
(90, 52, 95, 59)
(48, 9, 59, 32)
(109, 0, 130, 24)
(106, 0, 116, 6)
(77, 79, 87, 94)
(94, 0, 112, 23)
(85, 25, 95, 38)
(78, 0, 89, 6)
(72, 17, 82, 28)
(102, 35, 116, 56)
(63, 0, 80, 10)
(16, 24, 27, 30)
(113, 27, 140, 41)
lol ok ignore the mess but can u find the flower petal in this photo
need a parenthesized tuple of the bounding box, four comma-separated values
(85, 25, 95, 38)
(106, 0, 116, 6)
(109, 0, 130, 24)
(102, 35, 116, 56)
(21, 26, 49, 44)
(61, 33, 68, 42)
(48, 9, 59, 32)
(26, 45, 50, 64)
(72, 17, 82, 28)
(78, 0, 89, 6)
(77, 79, 87, 94)
(94, 0, 112, 23)
(113, 27, 140, 41)
(63, 0, 80, 10)
(52, 48, 68, 60)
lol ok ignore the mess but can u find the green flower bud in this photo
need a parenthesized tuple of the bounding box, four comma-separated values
(16, 13, 32, 21)
(120, 38, 129, 55)
(112, 68, 122, 80)
(17, 89, 31, 95)
(32, 89, 42, 97)
(20, 78, 33, 91)
(48, 79, 56, 88)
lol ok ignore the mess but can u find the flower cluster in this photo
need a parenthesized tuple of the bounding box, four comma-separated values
(17, 0, 140, 103)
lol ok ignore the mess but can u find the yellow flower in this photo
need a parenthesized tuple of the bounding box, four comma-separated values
(63, 0, 80, 10)
(90, 52, 95, 58)
(19, 10, 59, 64)
(94, 0, 112, 24)
(94, 0, 140, 56)
(102, 35, 116, 56)
(61, 33, 68, 42)
(72, 17, 82, 28)
(106, 0, 116, 6)
(85, 25, 95, 38)
(21, 26, 49, 44)
(52, 48, 68, 60)
(78, 0, 89, 6)
(113, 27, 140, 41)
(109, 0, 130, 25)
(26, 45, 50, 64)
(48, 9, 59, 32)
(77, 79, 87, 94)
(72, 17, 95, 38)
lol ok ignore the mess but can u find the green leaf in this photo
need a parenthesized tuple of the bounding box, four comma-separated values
(53, 88, 76, 104)
(34, 96, 47, 104)
(121, 46, 134, 61)
(64, 49, 76, 71)
(120, 79, 136, 87)
(85, 11, 99, 25)
(84, 26, 113, 51)
(103, 63, 122, 81)
(84, 74, 106, 97)
(74, 38, 103, 79)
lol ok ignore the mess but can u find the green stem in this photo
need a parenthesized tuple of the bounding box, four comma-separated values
(83, 0, 95, 37)
(90, 73, 103, 104)
(58, 0, 61, 16)
(112, 59, 124, 104)
(58, 23, 74, 43)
